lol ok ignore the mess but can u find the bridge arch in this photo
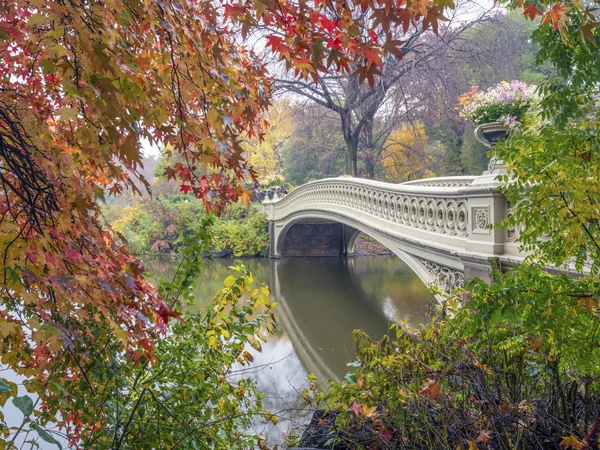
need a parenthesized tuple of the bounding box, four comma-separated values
(271, 209, 465, 297)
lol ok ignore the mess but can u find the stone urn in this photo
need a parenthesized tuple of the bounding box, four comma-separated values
(474, 121, 509, 175)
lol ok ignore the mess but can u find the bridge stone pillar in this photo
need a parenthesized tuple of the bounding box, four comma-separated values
(460, 169, 511, 281)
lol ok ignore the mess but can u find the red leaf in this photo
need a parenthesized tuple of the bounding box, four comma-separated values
(523, 4, 541, 20)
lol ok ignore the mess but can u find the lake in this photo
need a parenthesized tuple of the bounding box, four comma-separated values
(145, 255, 432, 445)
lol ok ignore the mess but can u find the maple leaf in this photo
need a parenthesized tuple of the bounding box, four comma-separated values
(240, 189, 255, 205)
(350, 401, 363, 416)
(580, 21, 599, 44)
(362, 46, 382, 68)
(523, 4, 541, 20)
(541, 3, 570, 31)
(265, 35, 284, 51)
(411, 0, 433, 17)
(524, 336, 544, 352)
(383, 39, 406, 59)
(421, 6, 447, 35)
(420, 379, 443, 400)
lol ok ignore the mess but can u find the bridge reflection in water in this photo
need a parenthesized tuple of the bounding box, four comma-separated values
(269, 257, 430, 382)
(233, 256, 431, 443)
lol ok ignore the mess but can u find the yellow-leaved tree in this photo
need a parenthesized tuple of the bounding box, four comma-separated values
(381, 122, 434, 182)
(245, 100, 293, 185)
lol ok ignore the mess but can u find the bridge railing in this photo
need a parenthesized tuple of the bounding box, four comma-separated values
(400, 176, 478, 188)
(263, 176, 521, 258)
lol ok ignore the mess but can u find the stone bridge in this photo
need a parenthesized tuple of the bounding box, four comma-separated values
(262, 173, 525, 295)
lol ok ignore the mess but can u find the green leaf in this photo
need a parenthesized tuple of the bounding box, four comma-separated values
(31, 423, 62, 449)
(0, 379, 13, 394)
(13, 395, 34, 416)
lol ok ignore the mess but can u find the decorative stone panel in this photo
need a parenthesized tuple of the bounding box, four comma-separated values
(471, 206, 490, 234)
(417, 258, 465, 294)
(505, 207, 525, 242)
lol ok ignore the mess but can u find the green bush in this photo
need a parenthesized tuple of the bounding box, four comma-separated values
(211, 211, 268, 257)
(106, 196, 268, 256)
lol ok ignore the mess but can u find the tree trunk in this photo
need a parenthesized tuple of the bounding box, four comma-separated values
(362, 119, 375, 179)
(343, 139, 358, 176)
(341, 112, 358, 177)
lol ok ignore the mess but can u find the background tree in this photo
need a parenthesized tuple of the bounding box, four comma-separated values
(276, 1, 497, 177)
(244, 100, 292, 185)
(380, 122, 437, 182)
(282, 104, 347, 184)
(402, 11, 555, 175)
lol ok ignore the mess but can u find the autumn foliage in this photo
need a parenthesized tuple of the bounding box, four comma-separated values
(0, 0, 596, 445)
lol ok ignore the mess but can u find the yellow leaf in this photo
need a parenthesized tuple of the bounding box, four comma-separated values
(208, 335, 217, 349)
(223, 275, 236, 288)
(577, 296, 598, 315)
(362, 405, 377, 418)
(560, 435, 585, 449)
(247, 335, 262, 352)
(0, 319, 19, 338)
(518, 399, 534, 413)
(56, 107, 79, 121)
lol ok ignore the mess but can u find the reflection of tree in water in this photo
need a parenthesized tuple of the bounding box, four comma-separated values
(229, 339, 311, 445)
(348, 256, 432, 328)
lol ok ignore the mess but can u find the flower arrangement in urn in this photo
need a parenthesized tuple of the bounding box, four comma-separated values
(458, 81, 538, 149)
(458, 80, 538, 126)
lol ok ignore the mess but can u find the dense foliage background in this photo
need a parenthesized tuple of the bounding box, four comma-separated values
(2, 0, 598, 447)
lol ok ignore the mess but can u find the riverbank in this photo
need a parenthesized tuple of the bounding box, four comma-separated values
(351, 234, 393, 256)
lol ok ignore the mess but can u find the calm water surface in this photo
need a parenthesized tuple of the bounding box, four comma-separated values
(145, 255, 432, 444)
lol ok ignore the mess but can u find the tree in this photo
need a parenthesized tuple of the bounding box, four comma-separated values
(399, 11, 555, 176)
(244, 100, 292, 185)
(381, 122, 434, 182)
(282, 104, 346, 184)
(276, 1, 497, 177)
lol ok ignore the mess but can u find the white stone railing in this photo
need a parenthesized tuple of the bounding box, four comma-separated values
(401, 176, 478, 188)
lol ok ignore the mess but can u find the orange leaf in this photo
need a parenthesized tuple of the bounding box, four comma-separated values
(541, 3, 570, 31)
(523, 4, 541, 20)
(476, 430, 492, 445)
(419, 379, 443, 400)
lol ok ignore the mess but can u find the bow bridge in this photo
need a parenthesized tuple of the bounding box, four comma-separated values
(262, 173, 525, 295)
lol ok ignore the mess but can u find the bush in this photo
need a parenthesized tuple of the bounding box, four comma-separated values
(211, 210, 268, 257)
(298, 263, 600, 449)
(106, 196, 268, 256)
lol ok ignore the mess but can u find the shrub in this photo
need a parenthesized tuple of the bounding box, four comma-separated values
(297, 261, 600, 450)
(107, 197, 268, 256)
